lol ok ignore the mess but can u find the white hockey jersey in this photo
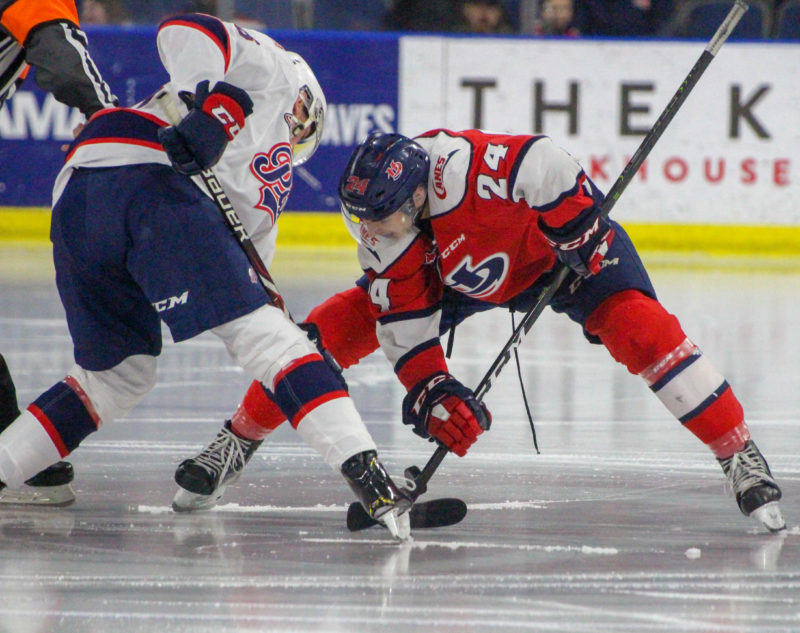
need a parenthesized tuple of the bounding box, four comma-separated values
(53, 13, 304, 260)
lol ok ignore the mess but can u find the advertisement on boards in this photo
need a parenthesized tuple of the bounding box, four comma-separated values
(0, 28, 398, 211)
(399, 37, 800, 225)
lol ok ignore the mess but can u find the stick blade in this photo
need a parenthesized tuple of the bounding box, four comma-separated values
(346, 498, 468, 532)
(410, 497, 467, 529)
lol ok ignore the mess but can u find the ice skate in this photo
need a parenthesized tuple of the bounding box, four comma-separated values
(172, 420, 262, 512)
(0, 354, 76, 506)
(718, 440, 785, 532)
(341, 450, 411, 540)
(0, 462, 76, 506)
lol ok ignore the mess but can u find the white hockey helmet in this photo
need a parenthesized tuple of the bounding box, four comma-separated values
(286, 51, 326, 166)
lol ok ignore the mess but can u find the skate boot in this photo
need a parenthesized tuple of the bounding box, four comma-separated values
(172, 420, 262, 512)
(341, 450, 411, 540)
(718, 440, 785, 532)
(0, 354, 75, 506)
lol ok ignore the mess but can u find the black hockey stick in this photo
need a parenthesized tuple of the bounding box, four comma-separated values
(156, 92, 290, 317)
(346, 497, 468, 532)
(347, 0, 750, 532)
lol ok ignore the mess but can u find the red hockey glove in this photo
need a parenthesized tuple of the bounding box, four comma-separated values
(158, 79, 253, 176)
(402, 372, 491, 457)
(539, 208, 615, 277)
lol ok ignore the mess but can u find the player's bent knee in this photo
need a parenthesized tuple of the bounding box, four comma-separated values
(585, 290, 686, 375)
(212, 304, 317, 387)
(67, 355, 157, 423)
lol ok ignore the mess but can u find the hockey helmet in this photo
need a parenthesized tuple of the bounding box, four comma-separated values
(286, 52, 326, 166)
(339, 132, 430, 222)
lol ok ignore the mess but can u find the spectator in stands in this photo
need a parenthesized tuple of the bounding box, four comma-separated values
(383, 0, 462, 31)
(455, 0, 516, 33)
(574, 0, 673, 36)
(532, 0, 581, 35)
(79, 0, 130, 25)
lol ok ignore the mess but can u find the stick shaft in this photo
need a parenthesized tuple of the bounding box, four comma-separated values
(157, 91, 289, 316)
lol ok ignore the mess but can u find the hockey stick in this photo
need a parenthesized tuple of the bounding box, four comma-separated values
(155, 91, 290, 317)
(348, 0, 749, 532)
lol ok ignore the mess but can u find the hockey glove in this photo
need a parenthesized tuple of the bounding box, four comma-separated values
(402, 372, 491, 457)
(539, 208, 615, 277)
(158, 80, 253, 176)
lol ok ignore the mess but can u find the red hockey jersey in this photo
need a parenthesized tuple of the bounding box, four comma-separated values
(345, 128, 598, 389)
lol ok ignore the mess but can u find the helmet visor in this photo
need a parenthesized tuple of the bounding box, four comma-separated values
(341, 196, 418, 245)
(290, 85, 324, 166)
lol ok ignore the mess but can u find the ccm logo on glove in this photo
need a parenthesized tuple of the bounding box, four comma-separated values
(403, 372, 491, 457)
(159, 79, 254, 176)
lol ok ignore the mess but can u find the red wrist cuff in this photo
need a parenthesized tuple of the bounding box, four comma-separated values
(202, 92, 247, 140)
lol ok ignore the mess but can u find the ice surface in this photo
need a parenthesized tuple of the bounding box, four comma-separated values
(1, 246, 798, 632)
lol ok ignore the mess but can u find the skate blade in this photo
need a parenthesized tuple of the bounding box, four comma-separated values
(751, 501, 786, 533)
(0, 483, 76, 507)
(172, 486, 226, 513)
(378, 509, 411, 541)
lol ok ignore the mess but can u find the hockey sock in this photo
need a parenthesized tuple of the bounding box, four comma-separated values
(270, 353, 350, 430)
(586, 290, 749, 458)
(0, 379, 98, 486)
(231, 286, 381, 440)
(230, 380, 285, 440)
(28, 379, 100, 455)
(267, 352, 374, 470)
(639, 338, 749, 458)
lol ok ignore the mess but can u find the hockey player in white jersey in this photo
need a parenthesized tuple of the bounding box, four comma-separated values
(0, 13, 410, 538)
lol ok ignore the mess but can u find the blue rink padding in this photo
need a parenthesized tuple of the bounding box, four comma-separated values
(0, 27, 398, 211)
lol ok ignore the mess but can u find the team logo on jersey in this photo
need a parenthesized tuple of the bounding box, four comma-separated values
(433, 149, 458, 199)
(250, 143, 293, 222)
(444, 252, 509, 300)
(385, 160, 403, 181)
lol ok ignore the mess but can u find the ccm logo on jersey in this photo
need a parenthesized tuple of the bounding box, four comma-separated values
(440, 233, 465, 259)
(153, 290, 189, 313)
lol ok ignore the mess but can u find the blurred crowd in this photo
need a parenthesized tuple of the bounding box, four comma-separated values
(76, 0, 799, 40)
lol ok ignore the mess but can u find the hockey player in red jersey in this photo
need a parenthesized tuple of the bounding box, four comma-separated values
(176, 130, 785, 533)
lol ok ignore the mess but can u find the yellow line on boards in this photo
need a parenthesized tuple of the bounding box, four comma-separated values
(1, 207, 799, 263)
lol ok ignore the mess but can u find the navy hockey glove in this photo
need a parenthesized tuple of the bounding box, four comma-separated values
(539, 209, 615, 277)
(402, 372, 491, 457)
(158, 80, 253, 176)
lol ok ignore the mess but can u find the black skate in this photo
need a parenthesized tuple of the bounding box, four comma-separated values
(172, 420, 262, 512)
(0, 354, 75, 506)
(718, 440, 785, 532)
(341, 450, 411, 540)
